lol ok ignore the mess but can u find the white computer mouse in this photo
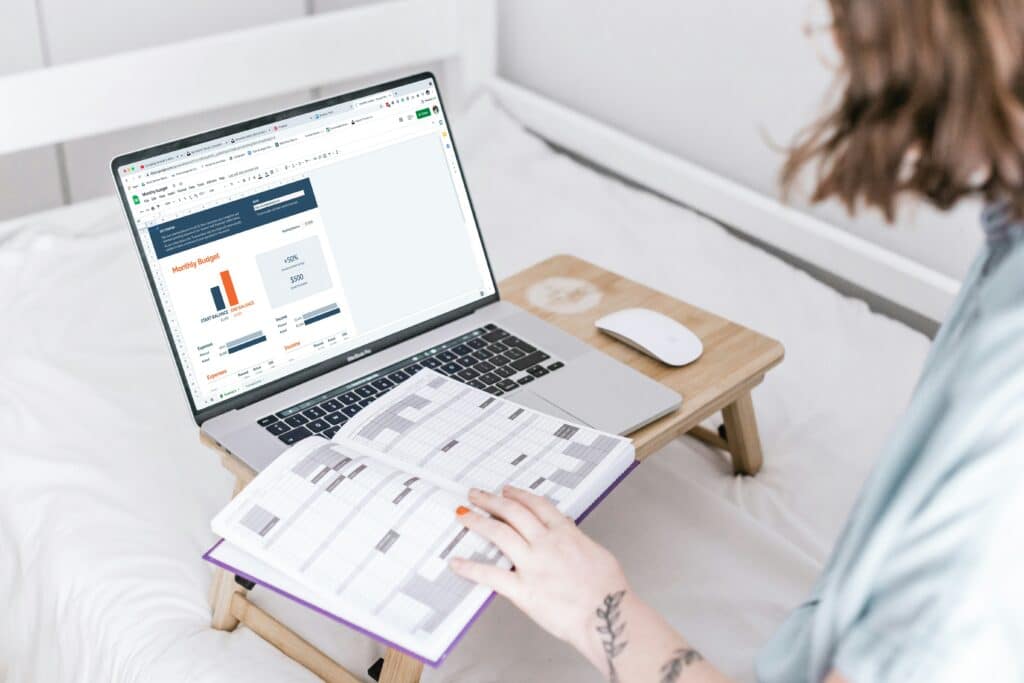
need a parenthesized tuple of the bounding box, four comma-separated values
(595, 308, 703, 366)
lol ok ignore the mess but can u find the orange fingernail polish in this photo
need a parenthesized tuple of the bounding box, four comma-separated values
(456, 505, 470, 516)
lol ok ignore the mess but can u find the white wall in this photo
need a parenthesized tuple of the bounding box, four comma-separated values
(497, 0, 981, 281)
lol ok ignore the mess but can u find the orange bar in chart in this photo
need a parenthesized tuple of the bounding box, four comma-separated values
(220, 270, 239, 306)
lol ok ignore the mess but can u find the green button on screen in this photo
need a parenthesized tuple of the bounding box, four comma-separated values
(415, 108, 431, 119)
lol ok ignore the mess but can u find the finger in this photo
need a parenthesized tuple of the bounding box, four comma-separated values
(502, 486, 571, 527)
(457, 510, 529, 563)
(449, 558, 521, 602)
(469, 488, 546, 542)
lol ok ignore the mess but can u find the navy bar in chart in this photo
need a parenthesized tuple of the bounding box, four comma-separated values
(227, 330, 267, 354)
(210, 286, 226, 312)
(302, 303, 341, 326)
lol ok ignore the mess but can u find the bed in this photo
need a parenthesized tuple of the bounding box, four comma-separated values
(0, 3, 934, 681)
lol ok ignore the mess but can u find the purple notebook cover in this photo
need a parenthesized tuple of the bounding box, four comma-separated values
(203, 459, 638, 668)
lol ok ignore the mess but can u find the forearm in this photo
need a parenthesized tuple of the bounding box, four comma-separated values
(574, 587, 733, 683)
(449, 488, 737, 682)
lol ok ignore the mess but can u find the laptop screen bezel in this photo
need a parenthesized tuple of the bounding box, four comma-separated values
(111, 72, 500, 425)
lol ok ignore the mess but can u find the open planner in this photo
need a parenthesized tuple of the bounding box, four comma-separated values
(204, 370, 636, 666)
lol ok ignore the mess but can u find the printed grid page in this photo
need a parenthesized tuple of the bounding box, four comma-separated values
(211, 436, 505, 662)
(340, 370, 635, 512)
(210, 371, 633, 662)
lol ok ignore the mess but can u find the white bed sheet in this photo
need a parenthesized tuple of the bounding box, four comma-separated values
(0, 95, 930, 682)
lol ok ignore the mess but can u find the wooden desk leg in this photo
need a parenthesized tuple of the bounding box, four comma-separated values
(229, 593, 361, 683)
(210, 473, 248, 631)
(210, 566, 246, 631)
(721, 391, 764, 476)
(380, 647, 424, 683)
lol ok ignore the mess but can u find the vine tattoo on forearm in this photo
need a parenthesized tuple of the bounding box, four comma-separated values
(595, 590, 628, 683)
(659, 646, 704, 683)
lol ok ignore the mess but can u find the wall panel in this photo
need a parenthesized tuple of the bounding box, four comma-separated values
(0, 0, 63, 220)
(38, 0, 308, 202)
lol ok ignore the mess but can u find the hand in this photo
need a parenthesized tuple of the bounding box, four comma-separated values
(449, 486, 630, 667)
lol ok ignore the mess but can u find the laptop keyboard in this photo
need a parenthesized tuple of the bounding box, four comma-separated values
(256, 323, 565, 445)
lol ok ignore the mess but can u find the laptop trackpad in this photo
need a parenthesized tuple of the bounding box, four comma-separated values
(526, 353, 681, 435)
(507, 389, 592, 427)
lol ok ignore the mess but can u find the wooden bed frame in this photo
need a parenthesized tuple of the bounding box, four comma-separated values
(0, 1, 956, 678)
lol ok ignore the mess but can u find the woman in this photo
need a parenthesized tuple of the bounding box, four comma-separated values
(450, 2, 1024, 681)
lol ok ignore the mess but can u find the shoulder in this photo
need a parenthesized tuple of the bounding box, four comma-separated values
(915, 301, 1024, 546)
(946, 293, 1024, 420)
(831, 301, 1024, 681)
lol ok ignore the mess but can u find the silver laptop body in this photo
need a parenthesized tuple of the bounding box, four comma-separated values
(114, 73, 680, 473)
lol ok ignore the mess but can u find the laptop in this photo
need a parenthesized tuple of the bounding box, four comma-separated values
(112, 72, 680, 473)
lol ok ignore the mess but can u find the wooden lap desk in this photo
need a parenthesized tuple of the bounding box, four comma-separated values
(203, 254, 785, 682)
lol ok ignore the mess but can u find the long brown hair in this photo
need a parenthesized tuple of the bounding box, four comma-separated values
(783, 0, 1024, 220)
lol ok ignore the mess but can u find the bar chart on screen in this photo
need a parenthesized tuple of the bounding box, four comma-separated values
(300, 302, 342, 326)
(225, 330, 268, 355)
(209, 269, 241, 313)
(195, 266, 258, 323)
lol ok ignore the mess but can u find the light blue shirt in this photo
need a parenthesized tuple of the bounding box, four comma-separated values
(756, 204, 1024, 682)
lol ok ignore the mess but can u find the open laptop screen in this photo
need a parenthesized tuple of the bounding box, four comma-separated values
(114, 74, 496, 417)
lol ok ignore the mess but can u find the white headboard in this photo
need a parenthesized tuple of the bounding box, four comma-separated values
(491, 78, 960, 324)
(0, 0, 495, 156)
